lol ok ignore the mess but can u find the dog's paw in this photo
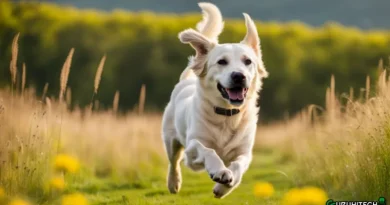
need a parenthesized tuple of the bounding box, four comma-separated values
(213, 183, 233, 198)
(209, 168, 233, 185)
(168, 169, 182, 194)
(168, 179, 181, 194)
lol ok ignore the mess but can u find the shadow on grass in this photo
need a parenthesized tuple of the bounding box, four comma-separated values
(144, 190, 167, 197)
(79, 182, 147, 194)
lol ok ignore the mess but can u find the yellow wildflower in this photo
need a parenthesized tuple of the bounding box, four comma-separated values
(54, 154, 80, 173)
(50, 176, 65, 190)
(281, 186, 328, 205)
(253, 182, 274, 198)
(61, 193, 89, 205)
(299, 186, 328, 204)
(281, 188, 302, 205)
(8, 199, 30, 205)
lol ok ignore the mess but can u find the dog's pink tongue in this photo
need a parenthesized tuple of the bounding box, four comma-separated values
(226, 89, 244, 100)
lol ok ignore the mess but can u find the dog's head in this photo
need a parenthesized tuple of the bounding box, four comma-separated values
(179, 12, 268, 108)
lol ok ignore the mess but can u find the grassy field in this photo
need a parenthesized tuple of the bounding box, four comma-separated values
(1, 33, 390, 205)
(0, 83, 299, 204)
(79, 149, 294, 205)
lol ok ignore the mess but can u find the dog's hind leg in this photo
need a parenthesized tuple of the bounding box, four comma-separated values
(162, 105, 184, 194)
(164, 136, 183, 194)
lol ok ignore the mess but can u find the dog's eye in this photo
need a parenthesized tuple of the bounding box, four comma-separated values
(217, 59, 228, 65)
(244, 59, 252, 66)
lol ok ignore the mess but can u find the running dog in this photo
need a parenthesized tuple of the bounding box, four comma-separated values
(162, 2, 268, 198)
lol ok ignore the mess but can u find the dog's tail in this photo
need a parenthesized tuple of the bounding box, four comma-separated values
(179, 3, 224, 81)
(196, 2, 224, 42)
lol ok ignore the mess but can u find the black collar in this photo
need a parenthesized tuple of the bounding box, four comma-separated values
(214, 106, 240, 116)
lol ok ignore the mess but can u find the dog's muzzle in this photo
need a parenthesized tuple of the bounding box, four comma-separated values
(217, 72, 248, 106)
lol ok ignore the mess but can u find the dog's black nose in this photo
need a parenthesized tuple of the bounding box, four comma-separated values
(231, 72, 246, 84)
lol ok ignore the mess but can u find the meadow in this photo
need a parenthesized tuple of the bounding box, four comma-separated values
(1, 31, 390, 204)
(0, 35, 301, 204)
(1, 2, 390, 205)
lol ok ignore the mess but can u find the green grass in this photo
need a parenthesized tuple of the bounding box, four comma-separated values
(71, 149, 295, 205)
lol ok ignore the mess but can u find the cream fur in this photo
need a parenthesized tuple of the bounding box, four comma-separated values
(162, 2, 268, 198)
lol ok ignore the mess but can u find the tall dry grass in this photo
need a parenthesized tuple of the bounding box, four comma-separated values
(112, 90, 120, 114)
(41, 83, 49, 101)
(0, 88, 59, 195)
(0, 89, 164, 195)
(0, 36, 164, 197)
(9, 33, 19, 86)
(21, 63, 26, 96)
(263, 66, 390, 200)
(257, 59, 390, 200)
(138, 84, 146, 115)
(59, 48, 74, 103)
(94, 55, 106, 95)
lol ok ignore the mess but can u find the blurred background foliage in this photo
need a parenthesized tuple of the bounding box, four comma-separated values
(1, 1, 390, 121)
(45, 0, 390, 30)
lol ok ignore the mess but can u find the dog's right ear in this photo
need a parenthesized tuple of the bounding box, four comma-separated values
(179, 29, 213, 56)
(179, 29, 214, 75)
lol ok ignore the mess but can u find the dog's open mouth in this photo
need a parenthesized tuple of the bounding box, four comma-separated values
(217, 83, 248, 105)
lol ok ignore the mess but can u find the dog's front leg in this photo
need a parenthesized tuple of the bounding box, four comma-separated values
(213, 154, 252, 198)
(185, 139, 233, 185)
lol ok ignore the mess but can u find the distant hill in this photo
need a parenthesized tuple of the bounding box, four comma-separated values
(34, 0, 390, 29)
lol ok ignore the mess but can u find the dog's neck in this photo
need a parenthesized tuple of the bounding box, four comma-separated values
(194, 80, 259, 124)
(213, 106, 240, 116)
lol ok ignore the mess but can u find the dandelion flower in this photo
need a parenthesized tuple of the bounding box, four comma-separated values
(8, 199, 30, 205)
(61, 193, 89, 205)
(50, 176, 65, 190)
(281, 186, 328, 205)
(299, 186, 328, 204)
(54, 154, 80, 173)
(281, 188, 303, 205)
(253, 182, 274, 198)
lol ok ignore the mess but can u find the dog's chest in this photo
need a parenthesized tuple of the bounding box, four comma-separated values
(204, 122, 245, 162)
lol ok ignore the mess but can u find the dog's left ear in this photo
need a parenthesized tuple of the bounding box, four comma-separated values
(241, 13, 269, 78)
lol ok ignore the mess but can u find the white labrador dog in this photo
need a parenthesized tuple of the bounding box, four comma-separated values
(162, 2, 268, 198)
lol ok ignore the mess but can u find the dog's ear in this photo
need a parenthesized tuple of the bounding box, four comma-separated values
(179, 29, 213, 56)
(179, 29, 214, 75)
(241, 13, 268, 78)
